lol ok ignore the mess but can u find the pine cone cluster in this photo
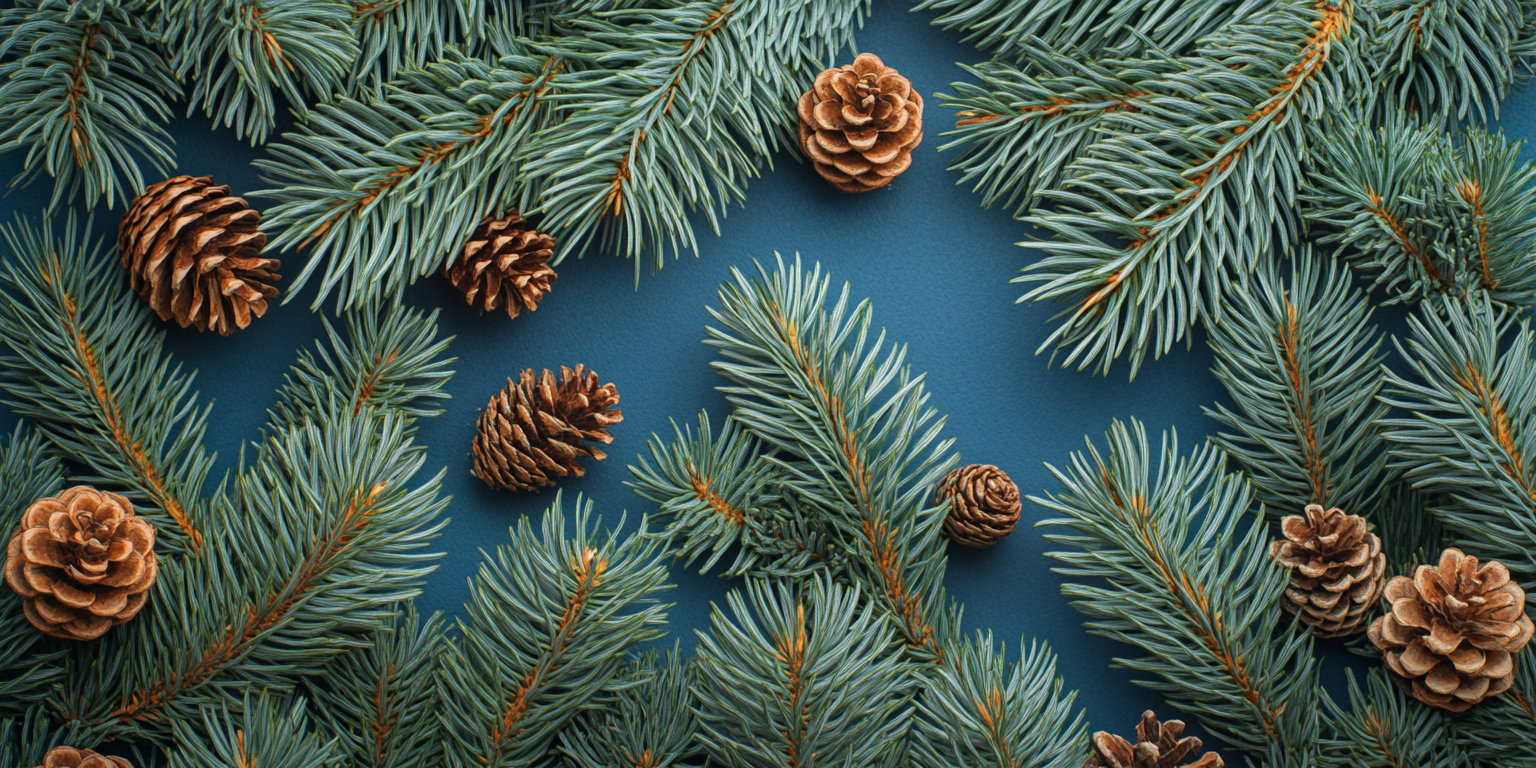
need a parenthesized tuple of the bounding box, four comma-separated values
(1083, 711, 1223, 768)
(118, 175, 280, 335)
(797, 53, 923, 193)
(1269, 504, 1386, 638)
(4, 487, 158, 641)
(33, 747, 131, 768)
(472, 365, 623, 492)
(937, 464, 1021, 548)
(1368, 548, 1534, 712)
(444, 212, 558, 319)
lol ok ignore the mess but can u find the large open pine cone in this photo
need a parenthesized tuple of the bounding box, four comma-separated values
(472, 365, 623, 492)
(118, 175, 280, 335)
(444, 212, 557, 319)
(4, 487, 158, 641)
(796, 53, 922, 193)
(34, 747, 131, 768)
(1083, 711, 1223, 768)
(1269, 504, 1386, 638)
(937, 464, 1021, 548)
(1368, 548, 1534, 712)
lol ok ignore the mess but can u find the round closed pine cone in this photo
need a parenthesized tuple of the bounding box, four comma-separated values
(1270, 503, 1386, 638)
(472, 365, 623, 492)
(1083, 711, 1223, 768)
(34, 747, 132, 768)
(1368, 548, 1534, 712)
(118, 175, 279, 335)
(937, 464, 1020, 548)
(796, 52, 922, 193)
(444, 212, 557, 319)
(3, 487, 158, 641)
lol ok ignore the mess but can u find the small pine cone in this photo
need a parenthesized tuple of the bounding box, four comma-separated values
(1082, 711, 1223, 768)
(796, 52, 922, 193)
(1368, 548, 1534, 712)
(33, 747, 131, 768)
(444, 212, 558, 319)
(118, 176, 280, 335)
(3, 487, 158, 641)
(472, 365, 623, 492)
(1269, 504, 1386, 638)
(937, 464, 1020, 548)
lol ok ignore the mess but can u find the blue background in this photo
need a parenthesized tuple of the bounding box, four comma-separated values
(6, 3, 1536, 760)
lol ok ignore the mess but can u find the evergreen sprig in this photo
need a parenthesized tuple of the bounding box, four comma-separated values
(1454, 660, 1536, 762)
(1368, 0, 1529, 125)
(559, 646, 703, 768)
(1320, 669, 1468, 768)
(0, 426, 65, 716)
(168, 693, 342, 768)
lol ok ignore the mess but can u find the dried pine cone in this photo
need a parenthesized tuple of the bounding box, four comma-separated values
(937, 464, 1020, 548)
(796, 52, 923, 193)
(472, 365, 623, 492)
(118, 175, 280, 335)
(1083, 711, 1223, 768)
(4, 487, 158, 641)
(1269, 504, 1386, 638)
(33, 747, 131, 768)
(444, 212, 558, 319)
(1368, 548, 1534, 712)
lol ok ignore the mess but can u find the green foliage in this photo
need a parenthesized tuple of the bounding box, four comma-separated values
(0, 0, 180, 211)
(347, 0, 478, 92)
(168, 694, 343, 768)
(0, 426, 65, 717)
(1320, 669, 1468, 768)
(913, 0, 1273, 60)
(692, 577, 914, 768)
(1368, 0, 1528, 124)
(1205, 251, 1390, 517)
(559, 647, 702, 768)
(1455, 661, 1536, 762)
(1034, 419, 1322, 765)
(438, 494, 671, 768)
(0, 707, 92, 767)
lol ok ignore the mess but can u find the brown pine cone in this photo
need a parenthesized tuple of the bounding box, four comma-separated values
(1083, 711, 1223, 768)
(3, 487, 158, 641)
(472, 365, 623, 492)
(444, 212, 557, 319)
(1368, 548, 1535, 712)
(33, 747, 132, 768)
(1269, 504, 1386, 638)
(796, 53, 922, 193)
(937, 464, 1020, 548)
(118, 175, 280, 335)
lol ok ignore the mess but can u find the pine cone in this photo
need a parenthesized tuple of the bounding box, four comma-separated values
(796, 53, 922, 193)
(1269, 504, 1386, 638)
(3, 487, 158, 641)
(1368, 548, 1535, 712)
(472, 365, 623, 492)
(1083, 711, 1223, 768)
(444, 212, 558, 319)
(33, 747, 131, 768)
(118, 175, 279, 335)
(937, 464, 1020, 548)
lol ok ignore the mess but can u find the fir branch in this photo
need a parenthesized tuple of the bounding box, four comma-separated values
(691, 577, 915, 768)
(163, 0, 359, 145)
(1368, 0, 1526, 125)
(705, 255, 958, 658)
(168, 693, 343, 768)
(907, 631, 1089, 768)
(438, 493, 671, 768)
(1205, 250, 1390, 517)
(0, 215, 214, 555)
(0, 0, 179, 211)
(347, 0, 476, 92)
(1034, 419, 1322, 764)
(0, 426, 65, 716)
(304, 606, 445, 768)
(0, 707, 92, 766)
(1370, 482, 1445, 577)
(558, 647, 702, 768)
(1320, 669, 1467, 768)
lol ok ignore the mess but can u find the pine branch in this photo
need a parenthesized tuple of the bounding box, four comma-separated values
(0, 426, 65, 716)
(558, 646, 702, 768)
(691, 577, 915, 768)
(1368, 0, 1527, 125)
(438, 493, 671, 768)
(907, 631, 1089, 768)
(304, 605, 445, 768)
(168, 693, 342, 768)
(347, 0, 477, 92)
(0, 215, 214, 555)
(1034, 419, 1322, 764)
(0, 0, 179, 211)
(1370, 482, 1446, 577)
(1205, 250, 1391, 517)
(705, 255, 958, 658)
(1320, 669, 1468, 768)
(163, 0, 359, 145)
(0, 707, 93, 767)
(1454, 660, 1536, 762)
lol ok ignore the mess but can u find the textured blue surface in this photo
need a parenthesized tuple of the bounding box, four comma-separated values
(6, 3, 1536, 758)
